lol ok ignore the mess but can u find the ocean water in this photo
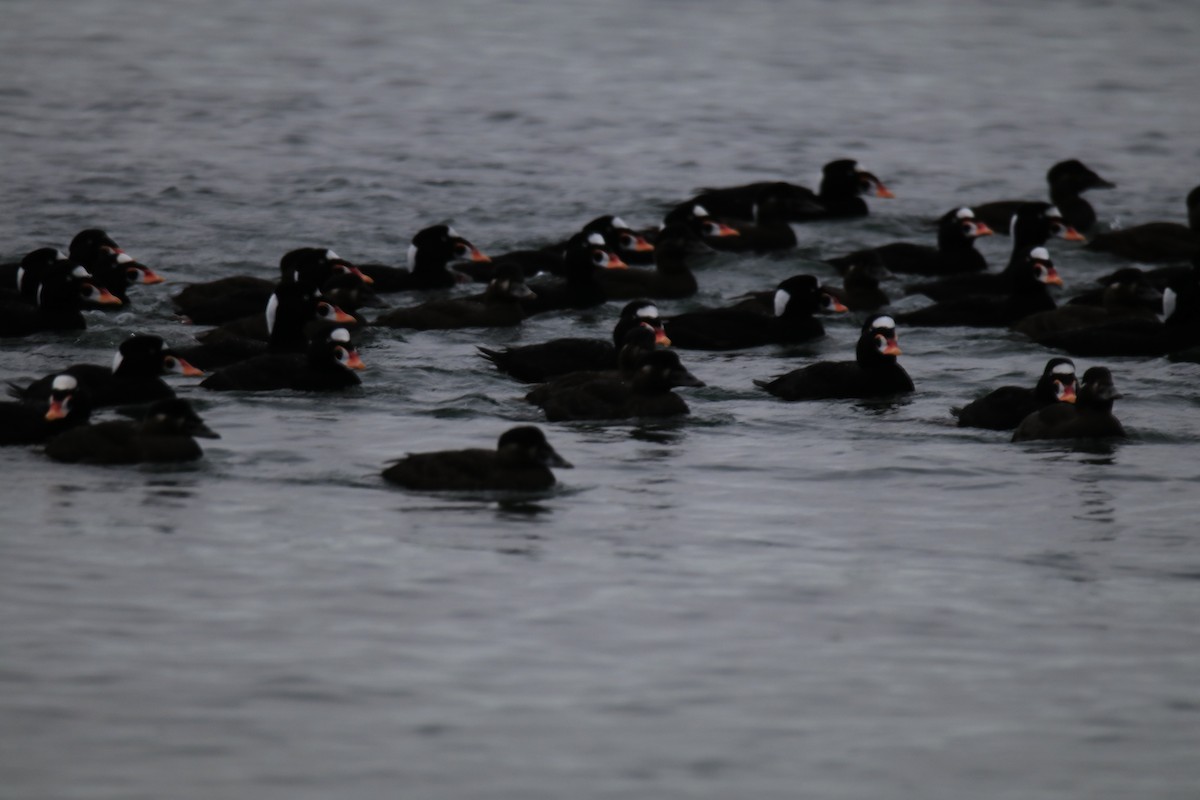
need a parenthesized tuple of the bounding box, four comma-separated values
(2, 1, 1200, 798)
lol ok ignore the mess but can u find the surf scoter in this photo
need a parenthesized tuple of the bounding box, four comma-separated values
(382, 426, 571, 492)
(527, 348, 705, 422)
(68, 229, 164, 295)
(358, 225, 490, 291)
(9, 334, 203, 407)
(594, 223, 701, 300)
(518, 232, 626, 315)
(896, 247, 1061, 328)
(905, 203, 1083, 302)
(754, 315, 913, 400)
(664, 274, 836, 350)
(0, 375, 92, 445)
(477, 299, 667, 383)
(826, 207, 993, 276)
(45, 398, 219, 464)
(820, 259, 891, 312)
(1012, 366, 1125, 442)
(972, 160, 1115, 234)
(1084, 185, 1200, 262)
(200, 327, 365, 391)
(952, 357, 1076, 430)
(0, 265, 121, 337)
(373, 263, 533, 330)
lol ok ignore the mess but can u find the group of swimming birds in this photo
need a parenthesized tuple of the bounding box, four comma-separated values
(2, 158, 1198, 491)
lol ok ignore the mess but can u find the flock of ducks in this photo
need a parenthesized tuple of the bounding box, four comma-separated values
(2, 158, 1199, 491)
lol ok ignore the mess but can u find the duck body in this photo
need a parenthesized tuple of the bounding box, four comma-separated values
(200, 328, 364, 391)
(755, 315, 913, 400)
(527, 349, 704, 422)
(664, 275, 833, 351)
(828, 207, 992, 276)
(952, 358, 1076, 430)
(382, 426, 570, 492)
(896, 248, 1060, 328)
(1012, 367, 1125, 442)
(972, 160, 1115, 234)
(374, 265, 532, 330)
(0, 375, 92, 445)
(1084, 186, 1200, 262)
(358, 225, 489, 291)
(45, 399, 219, 464)
(595, 224, 699, 300)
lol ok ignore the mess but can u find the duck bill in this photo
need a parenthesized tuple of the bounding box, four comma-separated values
(1042, 267, 1064, 286)
(605, 252, 629, 270)
(705, 222, 741, 237)
(45, 398, 71, 421)
(970, 222, 995, 237)
(822, 293, 849, 313)
(137, 265, 166, 284)
(171, 357, 205, 377)
(1059, 226, 1086, 242)
(88, 284, 124, 306)
(1059, 383, 1077, 404)
(541, 448, 573, 469)
(349, 266, 374, 285)
(345, 350, 367, 370)
(654, 327, 672, 347)
(873, 182, 895, 199)
(510, 283, 536, 300)
(672, 369, 706, 388)
(882, 338, 902, 356)
(627, 235, 655, 252)
(468, 247, 491, 263)
(330, 304, 357, 323)
(189, 424, 221, 440)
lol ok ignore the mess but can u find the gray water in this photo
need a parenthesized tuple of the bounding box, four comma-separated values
(3, 1, 1200, 798)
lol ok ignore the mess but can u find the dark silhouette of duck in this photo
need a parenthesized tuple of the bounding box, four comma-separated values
(1084, 185, 1200, 262)
(374, 264, 533, 330)
(358, 225, 490, 290)
(952, 358, 1076, 430)
(664, 274, 837, 350)
(382, 426, 571, 492)
(526, 349, 705, 422)
(200, 327, 365, 391)
(972, 160, 1115, 234)
(45, 398, 219, 464)
(826, 207, 993, 276)
(1012, 366, 1125, 442)
(1, 374, 93, 445)
(595, 223, 701, 299)
(754, 315, 913, 400)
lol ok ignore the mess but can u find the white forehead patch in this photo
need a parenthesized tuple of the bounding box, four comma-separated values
(1052, 362, 1075, 376)
(53, 374, 78, 391)
(72, 265, 90, 278)
(873, 315, 896, 330)
(330, 328, 351, 343)
(406, 243, 418, 269)
(774, 289, 791, 318)
(116, 253, 134, 264)
(1030, 247, 1050, 260)
(693, 204, 710, 217)
(612, 217, 629, 229)
(956, 207, 974, 219)
(1163, 287, 1177, 321)
(1047, 205, 1062, 218)
(326, 249, 339, 261)
(265, 292, 280, 335)
(587, 232, 606, 246)
(447, 227, 460, 239)
(636, 304, 659, 319)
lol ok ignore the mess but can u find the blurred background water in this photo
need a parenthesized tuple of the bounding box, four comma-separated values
(2, 1, 1200, 798)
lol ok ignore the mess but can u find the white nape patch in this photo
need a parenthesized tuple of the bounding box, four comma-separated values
(326, 249, 339, 261)
(1163, 288, 1177, 321)
(406, 243, 418, 269)
(265, 292, 280, 335)
(330, 328, 351, 343)
(72, 265, 90, 278)
(587, 232, 606, 246)
(447, 227, 460, 239)
(116, 253, 133, 264)
(1030, 247, 1050, 260)
(612, 217, 629, 230)
(693, 204, 710, 217)
(1052, 362, 1076, 376)
(956, 207, 974, 219)
(774, 289, 791, 318)
(112, 351, 125, 374)
(53, 374, 78, 391)
(873, 315, 896, 330)
(636, 305, 659, 319)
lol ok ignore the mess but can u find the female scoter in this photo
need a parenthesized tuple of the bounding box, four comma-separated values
(972, 160, 1115, 234)
(373, 263, 533, 330)
(1012, 366, 1125, 442)
(45, 398, 219, 464)
(754, 315, 913, 400)
(526, 348, 705, 422)
(382, 426, 571, 492)
(952, 358, 1076, 430)
(0, 375, 92, 445)
(825, 207, 993, 276)
(1084, 185, 1200, 262)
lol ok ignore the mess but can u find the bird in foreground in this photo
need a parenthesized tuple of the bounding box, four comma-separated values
(754, 315, 914, 400)
(526, 348, 704, 422)
(1012, 366, 1125, 442)
(0, 375, 92, 445)
(199, 327, 366, 391)
(381, 426, 571, 492)
(952, 357, 1077, 430)
(971, 159, 1115, 234)
(45, 398, 219, 464)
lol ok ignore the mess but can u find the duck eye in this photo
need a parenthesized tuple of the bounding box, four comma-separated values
(619, 234, 636, 249)
(163, 357, 177, 370)
(591, 251, 607, 265)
